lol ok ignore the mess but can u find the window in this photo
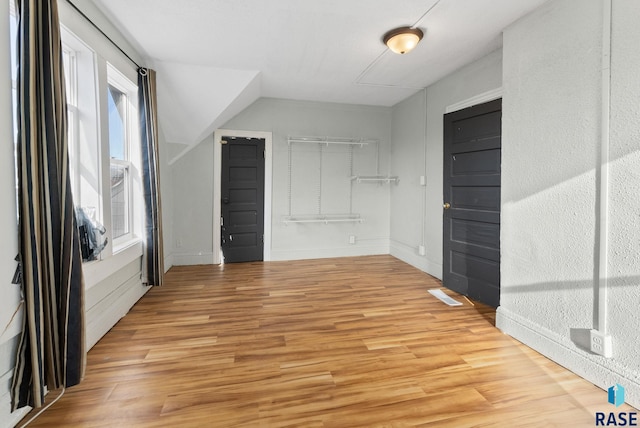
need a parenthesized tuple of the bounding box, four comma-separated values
(108, 84, 130, 240)
(59, 26, 105, 262)
(9, 13, 141, 266)
(107, 65, 138, 247)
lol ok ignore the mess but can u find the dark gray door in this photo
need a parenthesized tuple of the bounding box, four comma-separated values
(221, 136, 265, 263)
(443, 99, 501, 307)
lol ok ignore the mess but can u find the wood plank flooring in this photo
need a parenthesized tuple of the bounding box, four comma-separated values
(20, 255, 633, 427)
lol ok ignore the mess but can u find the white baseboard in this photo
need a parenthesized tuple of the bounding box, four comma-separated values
(173, 246, 392, 264)
(270, 241, 389, 262)
(390, 240, 442, 280)
(497, 306, 640, 409)
(172, 252, 215, 266)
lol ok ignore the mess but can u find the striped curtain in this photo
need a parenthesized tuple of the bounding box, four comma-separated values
(138, 68, 164, 286)
(11, 0, 86, 410)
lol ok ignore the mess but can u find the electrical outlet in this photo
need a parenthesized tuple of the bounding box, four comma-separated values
(420, 175, 426, 186)
(590, 329, 613, 358)
(349, 235, 356, 245)
(418, 245, 426, 256)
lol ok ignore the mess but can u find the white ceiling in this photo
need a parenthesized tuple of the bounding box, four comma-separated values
(90, 0, 548, 154)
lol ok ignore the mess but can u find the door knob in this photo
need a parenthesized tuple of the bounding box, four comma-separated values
(443, 202, 451, 209)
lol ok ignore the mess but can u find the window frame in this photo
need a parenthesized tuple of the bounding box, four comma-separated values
(106, 64, 139, 250)
(59, 24, 106, 262)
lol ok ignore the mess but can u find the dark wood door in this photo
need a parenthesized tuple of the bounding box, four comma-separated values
(221, 136, 265, 263)
(443, 99, 501, 307)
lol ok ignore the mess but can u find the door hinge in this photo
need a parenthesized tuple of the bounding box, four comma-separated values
(221, 216, 224, 226)
(221, 140, 228, 145)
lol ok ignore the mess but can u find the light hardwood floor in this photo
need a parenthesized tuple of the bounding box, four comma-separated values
(21, 255, 634, 427)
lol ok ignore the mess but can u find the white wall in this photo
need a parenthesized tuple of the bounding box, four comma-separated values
(497, 0, 640, 408)
(389, 91, 428, 271)
(171, 98, 393, 264)
(171, 136, 215, 264)
(390, 49, 503, 279)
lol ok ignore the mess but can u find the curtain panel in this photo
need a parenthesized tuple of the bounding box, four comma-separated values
(138, 68, 164, 286)
(11, 0, 86, 410)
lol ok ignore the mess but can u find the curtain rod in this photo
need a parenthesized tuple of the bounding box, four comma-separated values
(65, 0, 142, 70)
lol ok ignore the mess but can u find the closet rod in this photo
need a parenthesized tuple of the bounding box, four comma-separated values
(287, 136, 376, 146)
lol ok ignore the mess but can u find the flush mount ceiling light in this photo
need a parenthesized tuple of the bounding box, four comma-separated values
(383, 26, 424, 54)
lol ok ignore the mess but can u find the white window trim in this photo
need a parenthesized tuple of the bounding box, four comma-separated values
(60, 25, 105, 263)
(107, 63, 140, 252)
(62, 45, 81, 204)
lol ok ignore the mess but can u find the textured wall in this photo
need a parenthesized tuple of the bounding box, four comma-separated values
(498, 0, 640, 408)
(606, 0, 640, 383)
(500, 0, 600, 332)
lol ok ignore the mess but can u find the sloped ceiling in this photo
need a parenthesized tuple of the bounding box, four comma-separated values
(153, 61, 259, 146)
(91, 0, 548, 161)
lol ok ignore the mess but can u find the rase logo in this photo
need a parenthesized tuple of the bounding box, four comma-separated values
(610, 384, 626, 407)
(596, 384, 637, 426)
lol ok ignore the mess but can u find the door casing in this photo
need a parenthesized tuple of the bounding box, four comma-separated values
(213, 129, 272, 264)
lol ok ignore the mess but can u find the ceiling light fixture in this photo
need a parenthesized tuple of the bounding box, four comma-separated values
(383, 27, 424, 54)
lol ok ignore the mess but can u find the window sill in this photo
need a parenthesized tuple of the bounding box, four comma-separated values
(112, 236, 141, 255)
(83, 239, 143, 290)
